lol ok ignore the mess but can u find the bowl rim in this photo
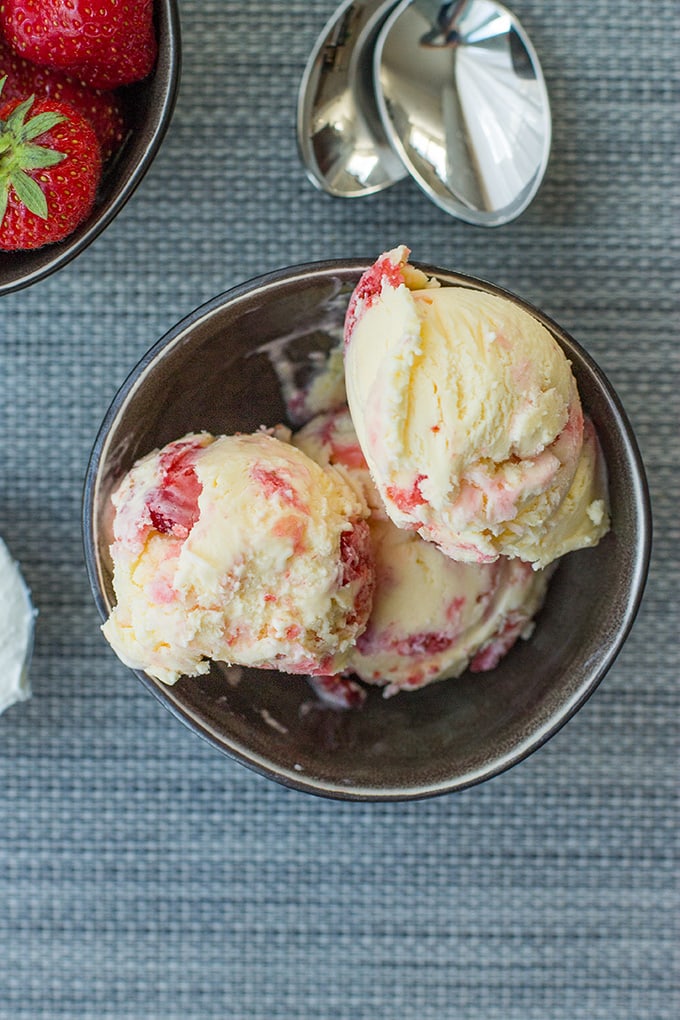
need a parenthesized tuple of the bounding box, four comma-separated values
(0, 0, 182, 297)
(82, 258, 653, 800)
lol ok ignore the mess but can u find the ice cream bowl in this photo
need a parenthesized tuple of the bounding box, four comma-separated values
(0, 0, 181, 296)
(83, 260, 651, 801)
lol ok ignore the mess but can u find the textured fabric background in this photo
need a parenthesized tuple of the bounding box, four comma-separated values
(0, 1, 677, 1017)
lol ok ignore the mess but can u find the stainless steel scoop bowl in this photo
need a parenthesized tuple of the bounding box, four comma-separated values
(374, 0, 552, 224)
(297, 0, 407, 197)
(297, 0, 552, 224)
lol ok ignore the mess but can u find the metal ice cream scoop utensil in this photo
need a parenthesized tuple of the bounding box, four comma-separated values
(298, 0, 551, 224)
(374, 0, 552, 224)
(297, 0, 408, 197)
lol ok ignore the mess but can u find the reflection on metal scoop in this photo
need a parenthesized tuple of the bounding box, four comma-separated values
(297, 0, 407, 197)
(374, 0, 552, 224)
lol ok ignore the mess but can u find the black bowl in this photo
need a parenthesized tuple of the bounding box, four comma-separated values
(0, 0, 180, 296)
(83, 261, 652, 800)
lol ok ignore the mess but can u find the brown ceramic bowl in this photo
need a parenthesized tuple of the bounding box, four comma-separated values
(0, 0, 180, 296)
(83, 260, 651, 800)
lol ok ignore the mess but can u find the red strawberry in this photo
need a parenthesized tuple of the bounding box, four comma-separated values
(0, 93, 102, 249)
(0, 37, 125, 160)
(0, 0, 157, 90)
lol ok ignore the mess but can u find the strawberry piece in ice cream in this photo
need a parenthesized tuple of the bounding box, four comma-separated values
(145, 439, 204, 538)
(344, 248, 407, 345)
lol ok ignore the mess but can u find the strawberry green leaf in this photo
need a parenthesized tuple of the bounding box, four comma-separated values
(0, 186, 7, 227)
(21, 145, 67, 170)
(9, 169, 48, 219)
(23, 111, 68, 142)
(5, 98, 36, 134)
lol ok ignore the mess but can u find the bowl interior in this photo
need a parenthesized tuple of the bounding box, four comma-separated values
(0, 0, 180, 296)
(84, 262, 651, 799)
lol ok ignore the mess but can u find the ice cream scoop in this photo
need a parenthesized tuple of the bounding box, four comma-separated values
(374, 0, 551, 224)
(344, 246, 610, 568)
(102, 430, 374, 684)
(294, 406, 551, 695)
(298, 0, 551, 223)
(0, 537, 35, 714)
(297, 0, 407, 197)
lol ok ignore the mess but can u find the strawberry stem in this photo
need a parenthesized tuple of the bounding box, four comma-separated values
(0, 95, 68, 222)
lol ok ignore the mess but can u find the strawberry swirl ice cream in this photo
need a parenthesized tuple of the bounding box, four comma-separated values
(344, 246, 610, 569)
(294, 407, 551, 696)
(102, 430, 374, 684)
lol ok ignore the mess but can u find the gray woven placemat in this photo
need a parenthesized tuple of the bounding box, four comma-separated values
(0, 1, 677, 1017)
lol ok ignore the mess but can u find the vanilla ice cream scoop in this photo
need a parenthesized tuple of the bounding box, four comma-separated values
(294, 407, 551, 696)
(344, 246, 610, 568)
(102, 431, 374, 684)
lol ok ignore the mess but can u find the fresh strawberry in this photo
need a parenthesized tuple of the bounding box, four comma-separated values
(0, 0, 157, 90)
(0, 92, 102, 249)
(0, 37, 125, 160)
